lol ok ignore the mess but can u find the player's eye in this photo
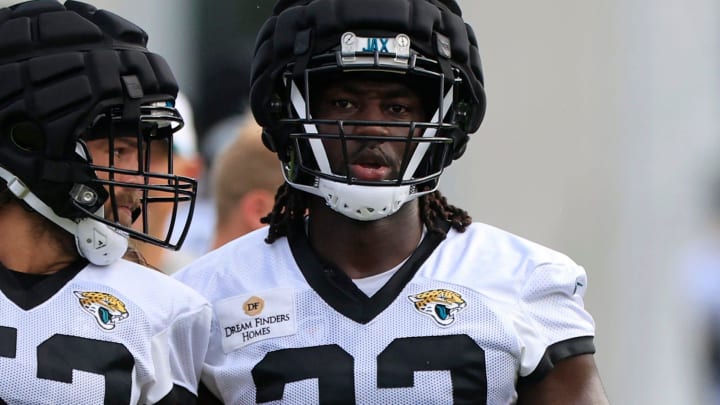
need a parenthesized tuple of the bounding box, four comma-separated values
(111, 145, 138, 165)
(388, 104, 409, 115)
(332, 99, 355, 110)
(112, 147, 127, 159)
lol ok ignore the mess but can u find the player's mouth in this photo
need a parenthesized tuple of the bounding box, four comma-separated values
(115, 205, 135, 226)
(109, 195, 141, 227)
(348, 150, 395, 181)
(349, 162, 392, 181)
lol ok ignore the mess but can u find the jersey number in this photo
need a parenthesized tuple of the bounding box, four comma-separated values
(252, 334, 486, 404)
(0, 326, 134, 404)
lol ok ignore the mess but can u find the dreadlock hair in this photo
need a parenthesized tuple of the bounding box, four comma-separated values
(261, 183, 472, 244)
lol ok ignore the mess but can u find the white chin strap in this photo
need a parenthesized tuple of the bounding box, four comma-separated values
(0, 166, 128, 266)
(287, 174, 413, 221)
(286, 79, 452, 221)
(319, 181, 410, 221)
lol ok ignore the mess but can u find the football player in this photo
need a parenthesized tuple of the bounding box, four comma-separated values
(174, 0, 609, 403)
(0, 1, 210, 403)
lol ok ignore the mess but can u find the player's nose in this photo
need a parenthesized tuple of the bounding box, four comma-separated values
(348, 107, 392, 138)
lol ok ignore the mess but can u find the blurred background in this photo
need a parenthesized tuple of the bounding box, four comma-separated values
(6, 0, 719, 403)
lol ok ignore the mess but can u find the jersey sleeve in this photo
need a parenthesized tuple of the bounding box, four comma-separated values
(514, 262, 596, 380)
(142, 302, 213, 404)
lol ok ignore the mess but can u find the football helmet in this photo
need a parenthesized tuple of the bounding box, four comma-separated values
(250, 0, 485, 221)
(0, 0, 196, 265)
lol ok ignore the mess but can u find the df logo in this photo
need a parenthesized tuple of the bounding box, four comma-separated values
(243, 296, 265, 316)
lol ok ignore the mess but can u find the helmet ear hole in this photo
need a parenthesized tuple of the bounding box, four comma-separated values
(10, 122, 45, 152)
(261, 128, 277, 152)
(262, 127, 295, 163)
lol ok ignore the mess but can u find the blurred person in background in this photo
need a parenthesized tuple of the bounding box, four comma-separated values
(175, 112, 264, 263)
(180, 114, 248, 255)
(209, 115, 285, 250)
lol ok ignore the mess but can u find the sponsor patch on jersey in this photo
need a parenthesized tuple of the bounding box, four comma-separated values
(215, 287, 296, 353)
(408, 289, 467, 327)
(74, 291, 129, 331)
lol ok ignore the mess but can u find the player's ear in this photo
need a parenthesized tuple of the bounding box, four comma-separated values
(240, 189, 276, 230)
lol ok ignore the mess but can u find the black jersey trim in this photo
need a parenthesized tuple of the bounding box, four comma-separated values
(197, 381, 224, 404)
(288, 218, 450, 324)
(520, 335, 596, 383)
(155, 384, 198, 405)
(0, 259, 88, 310)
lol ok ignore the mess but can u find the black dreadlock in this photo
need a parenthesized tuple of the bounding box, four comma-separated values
(261, 184, 472, 244)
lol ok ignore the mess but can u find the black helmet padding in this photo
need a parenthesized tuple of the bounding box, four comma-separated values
(250, 0, 486, 161)
(0, 0, 179, 219)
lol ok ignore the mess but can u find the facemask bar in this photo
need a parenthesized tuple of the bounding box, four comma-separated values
(273, 32, 463, 221)
(78, 102, 197, 250)
(282, 50, 459, 189)
(289, 81, 457, 187)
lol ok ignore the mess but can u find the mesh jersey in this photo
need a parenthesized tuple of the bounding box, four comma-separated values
(0, 258, 212, 404)
(174, 222, 596, 404)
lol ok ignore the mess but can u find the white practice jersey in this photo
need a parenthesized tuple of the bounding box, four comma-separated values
(0, 258, 212, 404)
(174, 221, 596, 404)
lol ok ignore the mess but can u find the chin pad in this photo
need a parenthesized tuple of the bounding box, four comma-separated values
(75, 218, 129, 266)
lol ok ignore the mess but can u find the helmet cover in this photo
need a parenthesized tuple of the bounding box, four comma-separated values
(0, 0, 196, 254)
(250, 0, 485, 220)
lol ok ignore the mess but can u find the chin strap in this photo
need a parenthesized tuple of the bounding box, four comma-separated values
(0, 166, 128, 266)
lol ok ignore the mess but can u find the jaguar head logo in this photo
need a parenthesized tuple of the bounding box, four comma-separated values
(74, 291, 129, 330)
(408, 289, 467, 326)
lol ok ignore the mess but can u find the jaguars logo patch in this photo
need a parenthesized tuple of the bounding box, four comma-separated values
(74, 291, 129, 330)
(408, 289, 467, 327)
